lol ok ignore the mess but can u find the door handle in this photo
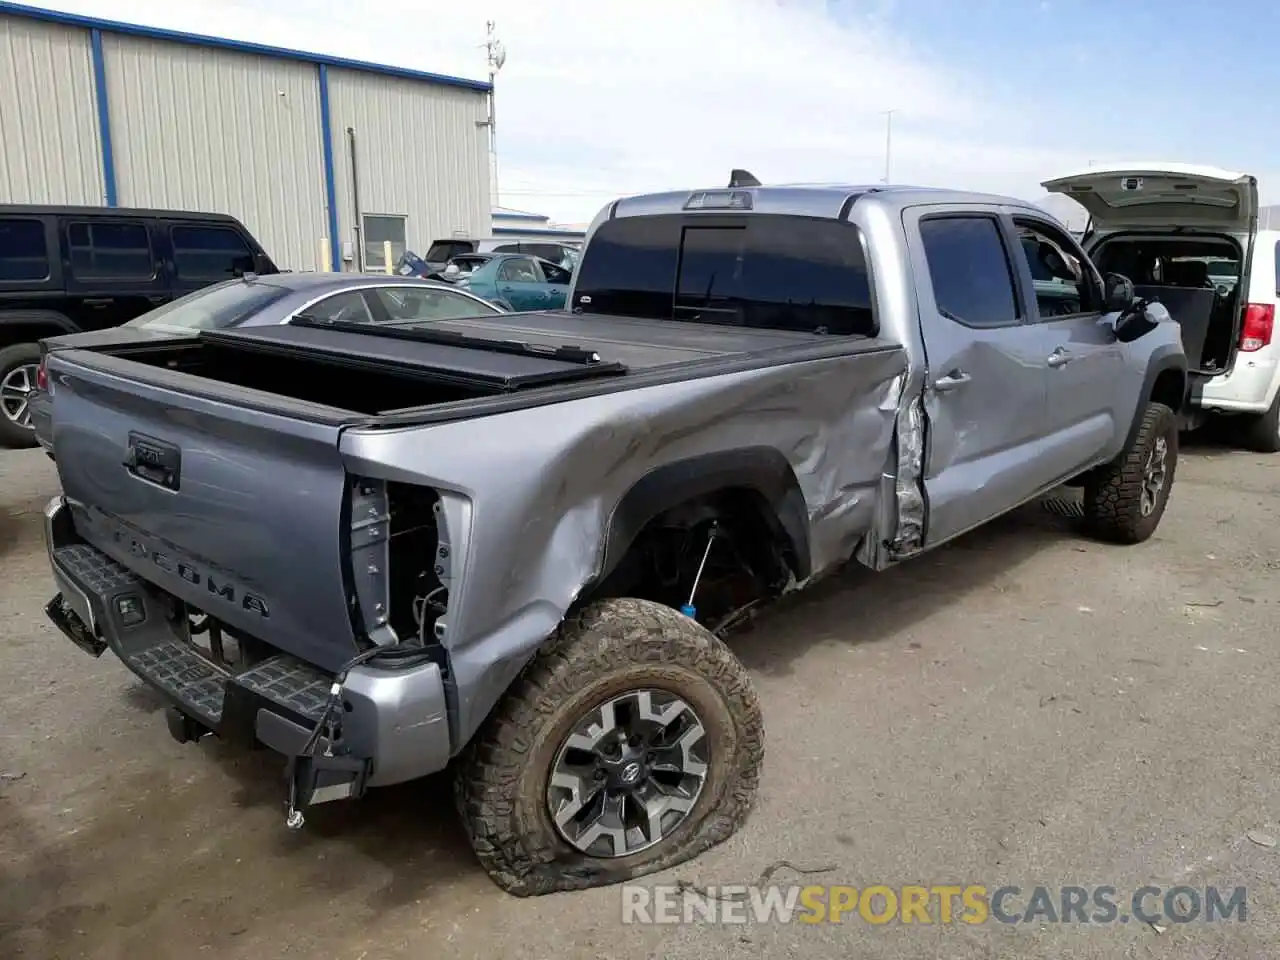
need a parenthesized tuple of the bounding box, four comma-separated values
(1047, 348, 1075, 368)
(933, 369, 972, 392)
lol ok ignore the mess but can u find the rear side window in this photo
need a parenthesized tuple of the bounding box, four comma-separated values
(171, 225, 254, 281)
(573, 214, 874, 335)
(68, 220, 153, 280)
(918, 217, 1020, 328)
(0, 218, 49, 281)
(493, 243, 523, 254)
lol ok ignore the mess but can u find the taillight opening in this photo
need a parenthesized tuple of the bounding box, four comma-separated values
(35, 357, 48, 392)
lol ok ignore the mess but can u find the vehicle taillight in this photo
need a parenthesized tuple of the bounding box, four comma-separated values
(35, 358, 48, 391)
(1240, 303, 1275, 353)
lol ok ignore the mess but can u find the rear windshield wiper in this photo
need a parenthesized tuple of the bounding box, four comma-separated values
(289, 316, 620, 368)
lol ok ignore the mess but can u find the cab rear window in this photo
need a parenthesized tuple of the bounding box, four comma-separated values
(573, 214, 875, 336)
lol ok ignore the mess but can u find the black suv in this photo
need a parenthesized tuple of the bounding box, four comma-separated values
(0, 205, 277, 448)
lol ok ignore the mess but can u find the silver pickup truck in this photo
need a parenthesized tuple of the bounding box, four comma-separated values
(39, 175, 1186, 897)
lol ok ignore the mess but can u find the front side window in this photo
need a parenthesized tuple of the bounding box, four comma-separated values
(1013, 218, 1096, 318)
(171, 225, 254, 281)
(0, 218, 49, 281)
(918, 216, 1020, 328)
(125, 280, 289, 332)
(538, 261, 573, 285)
(373, 287, 498, 321)
(68, 220, 153, 280)
(572, 213, 875, 335)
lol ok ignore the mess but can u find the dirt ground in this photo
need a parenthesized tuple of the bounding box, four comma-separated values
(1, 439, 1278, 960)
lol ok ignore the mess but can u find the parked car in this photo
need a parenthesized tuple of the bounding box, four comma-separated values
(424, 237, 580, 273)
(30, 272, 505, 453)
(38, 173, 1182, 899)
(0, 204, 277, 448)
(457, 253, 573, 310)
(1042, 163, 1280, 451)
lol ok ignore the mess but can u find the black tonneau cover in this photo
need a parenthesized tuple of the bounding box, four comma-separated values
(201, 321, 627, 391)
(409, 309, 838, 370)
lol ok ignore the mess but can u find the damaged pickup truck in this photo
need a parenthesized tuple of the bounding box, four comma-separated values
(40, 175, 1186, 896)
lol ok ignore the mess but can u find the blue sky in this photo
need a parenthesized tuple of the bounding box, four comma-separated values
(41, 0, 1280, 225)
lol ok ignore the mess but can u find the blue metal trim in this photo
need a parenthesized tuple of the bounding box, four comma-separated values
(0, 1, 492, 92)
(88, 27, 117, 206)
(317, 64, 341, 271)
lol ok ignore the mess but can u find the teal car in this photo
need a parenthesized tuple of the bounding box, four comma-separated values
(458, 253, 573, 311)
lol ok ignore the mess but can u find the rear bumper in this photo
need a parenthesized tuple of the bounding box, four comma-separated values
(41, 496, 451, 788)
(1195, 354, 1279, 415)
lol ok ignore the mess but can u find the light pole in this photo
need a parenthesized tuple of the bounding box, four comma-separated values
(882, 109, 896, 184)
(479, 21, 507, 207)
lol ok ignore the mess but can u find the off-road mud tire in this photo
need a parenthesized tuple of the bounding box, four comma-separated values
(454, 597, 764, 897)
(1083, 401, 1178, 544)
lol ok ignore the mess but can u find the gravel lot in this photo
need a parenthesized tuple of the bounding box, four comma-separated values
(1, 440, 1277, 960)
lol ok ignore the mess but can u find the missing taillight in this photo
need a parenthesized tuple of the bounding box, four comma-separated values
(1239, 303, 1275, 353)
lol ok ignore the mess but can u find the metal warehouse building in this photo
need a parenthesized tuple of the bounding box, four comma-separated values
(0, 2, 493, 272)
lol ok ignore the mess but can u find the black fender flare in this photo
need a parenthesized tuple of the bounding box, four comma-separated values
(0, 310, 80, 341)
(1122, 345, 1187, 455)
(600, 446, 812, 583)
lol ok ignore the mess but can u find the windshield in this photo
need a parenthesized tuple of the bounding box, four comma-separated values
(572, 213, 875, 335)
(124, 279, 291, 333)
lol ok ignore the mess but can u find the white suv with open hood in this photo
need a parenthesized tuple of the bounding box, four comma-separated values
(1043, 163, 1280, 451)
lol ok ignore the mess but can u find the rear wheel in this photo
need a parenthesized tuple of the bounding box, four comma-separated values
(1241, 392, 1280, 453)
(0, 343, 42, 449)
(455, 597, 763, 897)
(1083, 401, 1178, 544)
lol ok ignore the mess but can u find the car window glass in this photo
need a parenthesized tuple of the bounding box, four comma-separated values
(304, 291, 374, 324)
(1013, 220, 1095, 318)
(573, 213, 874, 335)
(68, 220, 153, 279)
(539, 261, 572, 285)
(918, 217, 1019, 328)
(374, 287, 497, 321)
(493, 244, 522, 254)
(498, 258, 539, 282)
(171, 225, 254, 281)
(0, 218, 49, 281)
(125, 280, 290, 331)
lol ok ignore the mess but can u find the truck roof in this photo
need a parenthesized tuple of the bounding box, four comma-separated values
(608, 182, 1049, 222)
(0, 203, 245, 223)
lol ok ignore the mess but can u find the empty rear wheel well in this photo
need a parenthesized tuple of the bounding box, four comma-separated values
(576, 487, 799, 630)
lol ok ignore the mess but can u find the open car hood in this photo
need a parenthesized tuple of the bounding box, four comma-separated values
(1041, 163, 1257, 233)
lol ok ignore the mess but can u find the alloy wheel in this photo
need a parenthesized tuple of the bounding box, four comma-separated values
(546, 689, 709, 858)
(0, 363, 39, 429)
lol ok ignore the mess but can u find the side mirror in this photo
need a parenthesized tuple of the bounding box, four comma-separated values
(443, 263, 461, 279)
(1115, 298, 1169, 344)
(1103, 272, 1135, 312)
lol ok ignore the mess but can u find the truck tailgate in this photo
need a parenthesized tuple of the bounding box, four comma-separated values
(49, 349, 362, 672)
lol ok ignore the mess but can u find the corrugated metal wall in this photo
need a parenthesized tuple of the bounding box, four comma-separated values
(327, 68, 490, 268)
(101, 34, 329, 271)
(0, 17, 103, 204)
